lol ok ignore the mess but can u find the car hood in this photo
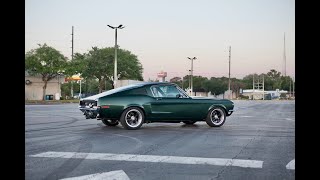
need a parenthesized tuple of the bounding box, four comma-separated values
(191, 96, 233, 103)
(191, 96, 222, 100)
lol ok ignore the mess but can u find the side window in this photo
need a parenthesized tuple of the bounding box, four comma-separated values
(150, 86, 165, 97)
(163, 86, 180, 97)
(127, 87, 147, 95)
(150, 85, 187, 98)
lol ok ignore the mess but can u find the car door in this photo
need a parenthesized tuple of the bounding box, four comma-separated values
(149, 85, 196, 120)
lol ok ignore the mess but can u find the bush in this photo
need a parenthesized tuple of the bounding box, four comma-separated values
(238, 94, 249, 99)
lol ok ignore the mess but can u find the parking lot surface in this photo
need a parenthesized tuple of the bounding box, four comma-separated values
(25, 100, 295, 180)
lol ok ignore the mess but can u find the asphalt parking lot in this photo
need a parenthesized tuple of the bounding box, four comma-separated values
(25, 100, 295, 180)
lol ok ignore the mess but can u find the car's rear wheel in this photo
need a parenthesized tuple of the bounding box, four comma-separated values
(120, 107, 144, 130)
(206, 107, 226, 127)
(182, 121, 196, 125)
(101, 119, 119, 126)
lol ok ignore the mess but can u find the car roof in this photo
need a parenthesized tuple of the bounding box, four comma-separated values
(81, 82, 177, 100)
(134, 82, 176, 86)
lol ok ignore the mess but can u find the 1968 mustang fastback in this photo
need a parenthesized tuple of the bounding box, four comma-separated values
(79, 82, 234, 130)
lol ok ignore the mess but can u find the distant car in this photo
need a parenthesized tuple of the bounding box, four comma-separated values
(79, 82, 234, 130)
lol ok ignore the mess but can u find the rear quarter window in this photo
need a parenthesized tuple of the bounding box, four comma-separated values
(126, 87, 148, 96)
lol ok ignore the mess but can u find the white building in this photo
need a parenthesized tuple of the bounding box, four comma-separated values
(241, 89, 288, 100)
(25, 71, 65, 100)
(115, 79, 144, 88)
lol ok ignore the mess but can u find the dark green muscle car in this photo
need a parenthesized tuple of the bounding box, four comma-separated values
(79, 82, 234, 130)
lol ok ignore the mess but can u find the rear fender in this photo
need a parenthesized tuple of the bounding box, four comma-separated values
(123, 104, 147, 120)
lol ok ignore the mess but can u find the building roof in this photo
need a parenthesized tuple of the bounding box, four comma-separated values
(242, 89, 288, 93)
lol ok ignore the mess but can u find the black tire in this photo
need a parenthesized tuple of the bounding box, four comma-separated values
(205, 107, 226, 127)
(183, 121, 196, 125)
(120, 107, 144, 130)
(101, 119, 119, 126)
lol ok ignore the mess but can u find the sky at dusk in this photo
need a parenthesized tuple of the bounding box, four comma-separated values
(25, 0, 295, 81)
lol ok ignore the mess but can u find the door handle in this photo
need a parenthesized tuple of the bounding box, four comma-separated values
(156, 97, 162, 100)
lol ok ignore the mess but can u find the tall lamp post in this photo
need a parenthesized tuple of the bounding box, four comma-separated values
(187, 57, 197, 96)
(107, 24, 125, 88)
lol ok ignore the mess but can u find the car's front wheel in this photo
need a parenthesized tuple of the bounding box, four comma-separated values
(101, 119, 119, 126)
(120, 107, 144, 130)
(205, 107, 226, 127)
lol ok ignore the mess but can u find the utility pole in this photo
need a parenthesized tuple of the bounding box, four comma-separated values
(108, 24, 125, 89)
(253, 74, 264, 100)
(262, 75, 265, 100)
(252, 75, 255, 100)
(188, 70, 191, 95)
(71, 26, 74, 60)
(181, 76, 184, 90)
(293, 77, 295, 98)
(71, 26, 74, 98)
(228, 46, 231, 99)
(187, 57, 197, 96)
(289, 77, 291, 98)
(283, 32, 286, 76)
(79, 79, 81, 99)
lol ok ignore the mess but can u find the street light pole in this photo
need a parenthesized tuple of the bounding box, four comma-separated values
(187, 57, 197, 96)
(228, 46, 231, 99)
(108, 24, 125, 89)
(79, 79, 81, 99)
(188, 70, 191, 95)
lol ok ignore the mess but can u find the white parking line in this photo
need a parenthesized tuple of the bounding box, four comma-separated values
(286, 159, 295, 170)
(60, 170, 130, 180)
(285, 118, 294, 121)
(30, 151, 263, 169)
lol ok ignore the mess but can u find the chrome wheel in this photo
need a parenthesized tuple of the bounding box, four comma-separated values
(210, 108, 225, 126)
(125, 109, 143, 128)
(206, 107, 226, 127)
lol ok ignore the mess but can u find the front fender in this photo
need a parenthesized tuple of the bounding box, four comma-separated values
(208, 104, 227, 114)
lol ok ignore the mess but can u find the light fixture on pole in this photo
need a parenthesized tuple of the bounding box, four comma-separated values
(107, 24, 125, 88)
(187, 57, 197, 96)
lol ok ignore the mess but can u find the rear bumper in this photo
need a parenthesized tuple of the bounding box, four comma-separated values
(79, 106, 100, 119)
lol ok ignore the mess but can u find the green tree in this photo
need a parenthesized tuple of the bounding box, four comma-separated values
(204, 77, 228, 97)
(280, 76, 293, 91)
(64, 53, 88, 98)
(182, 75, 191, 91)
(79, 47, 143, 93)
(82, 78, 100, 95)
(170, 77, 183, 88)
(192, 76, 208, 92)
(242, 74, 255, 89)
(64, 53, 87, 76)
(25, 44, 67, 100)
(230, 78, 246, 98)
(267, 69, 282, 89)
